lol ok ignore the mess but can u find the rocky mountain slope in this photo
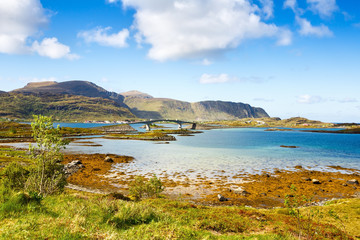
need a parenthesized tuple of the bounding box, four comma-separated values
(13, 80, 128, 108)
(0, 92, 134, 121)
(1, 81, 269, 121)
(122, 91, 269, 121)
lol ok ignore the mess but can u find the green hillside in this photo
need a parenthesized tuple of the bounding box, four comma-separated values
(0, 92, 134, 121)
(124, 96, 269, 121)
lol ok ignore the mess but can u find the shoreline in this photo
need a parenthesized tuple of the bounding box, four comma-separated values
(61, 152, 360, 209)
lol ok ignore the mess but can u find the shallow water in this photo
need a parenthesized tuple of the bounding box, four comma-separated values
(63, 127, 360, 178)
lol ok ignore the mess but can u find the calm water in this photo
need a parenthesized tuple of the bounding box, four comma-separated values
(62, 126, 360, 178)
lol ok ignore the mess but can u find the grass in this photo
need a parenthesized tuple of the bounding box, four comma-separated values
(106, 131, 176, 141)
(0, 188, 357, 239)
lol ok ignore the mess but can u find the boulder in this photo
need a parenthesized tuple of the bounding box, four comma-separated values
(347, 179, 359, 185)
(64, 160, 84, 176)
(217, 194, 228, 202)
(104, 156, 114, 163)
(312, 179, 321, 184)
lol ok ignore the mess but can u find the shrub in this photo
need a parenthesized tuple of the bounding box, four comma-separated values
(129, 175, 164, 201)
(25, 115, 68, 196)
(0, 162, 29, 190)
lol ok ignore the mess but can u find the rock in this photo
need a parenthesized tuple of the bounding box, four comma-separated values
(217, 194, 228, 202)
(238, 190, 251, 196)
(328, 179, 333, 182)
(280, 145, 299, 148)
(64, 160, 85, 176)
(347, 179, 359, 185)
(342, 183, 348, 186)
(104, 156, 114, 163)
(312, 179, 321, 184)
(302, 177, 311, 181)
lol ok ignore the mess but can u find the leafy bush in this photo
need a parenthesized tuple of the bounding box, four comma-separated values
(25, 115, 68, 196)
(129, 175, 164, 200)
(0, 162, 29, 190)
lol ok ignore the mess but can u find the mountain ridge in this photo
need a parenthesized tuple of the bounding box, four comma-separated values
(4, 81, 270, 121)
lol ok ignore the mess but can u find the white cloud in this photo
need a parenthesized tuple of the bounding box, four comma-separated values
(78, 27, 129, 48)
(284, 0, 297, 11)
(259, 0, 274, 20)
(32, 38, 79, 60)
(106, 0, 121, 3)
(200, 74, 237, 84)
(123, 0, 290, 61)
(307, 0, 338, 19)
(0, 0, 47, 54)
(297, 94, 323, 104)
(296, 17, 333, 37)
(0, 0, 78, 59)
(283, 0, 304, 15)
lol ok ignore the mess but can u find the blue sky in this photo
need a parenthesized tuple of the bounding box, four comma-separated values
(0, 0, 359, 122)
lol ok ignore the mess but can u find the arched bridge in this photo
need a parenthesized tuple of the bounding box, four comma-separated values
(131, 119, 197, 131)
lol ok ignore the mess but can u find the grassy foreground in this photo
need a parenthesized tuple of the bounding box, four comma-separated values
(0, 189, 358, 239)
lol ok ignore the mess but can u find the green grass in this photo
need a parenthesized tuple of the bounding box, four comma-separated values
(0, 189, 357, 239)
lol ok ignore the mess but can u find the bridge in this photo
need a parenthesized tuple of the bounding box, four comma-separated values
(131, 119, 197, 131)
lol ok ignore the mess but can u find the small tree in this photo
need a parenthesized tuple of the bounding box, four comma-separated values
(25, 115, 67, 196)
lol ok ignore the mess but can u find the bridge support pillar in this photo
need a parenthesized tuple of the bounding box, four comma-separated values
(191, 123, 197, 130)
(145, 124, 151, 131)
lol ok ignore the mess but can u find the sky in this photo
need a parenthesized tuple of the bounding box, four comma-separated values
(0, 0, 359, 122)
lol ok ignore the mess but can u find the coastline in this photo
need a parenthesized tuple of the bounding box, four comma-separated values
(61, 152, 360, 209)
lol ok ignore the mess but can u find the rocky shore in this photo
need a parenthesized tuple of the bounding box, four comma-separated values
(61, 152, 360, 209)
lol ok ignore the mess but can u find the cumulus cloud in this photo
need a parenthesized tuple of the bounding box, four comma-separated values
(283, 0, 304, 15)
(0, 0, 47, 54)
(0, 0, 77, 59)
(307, 0, 338, 19)
(297, 94, 324, 104)
(78, 27, 129, 48)
(32, 38, 79, 60)
(122, 0, 291, 61)
(296, 17, 333, 37)
(259, 0, 274, 20)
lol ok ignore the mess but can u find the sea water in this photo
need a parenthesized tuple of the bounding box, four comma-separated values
(63, 127, 360, 178)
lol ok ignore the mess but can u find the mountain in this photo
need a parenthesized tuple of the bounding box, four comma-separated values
(4, 81, 269, 121)
(0, 92, 134, 121)
(13, 80, 127, 108)
(122, 92, 269, 121)
(121, 90, 153, 99)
